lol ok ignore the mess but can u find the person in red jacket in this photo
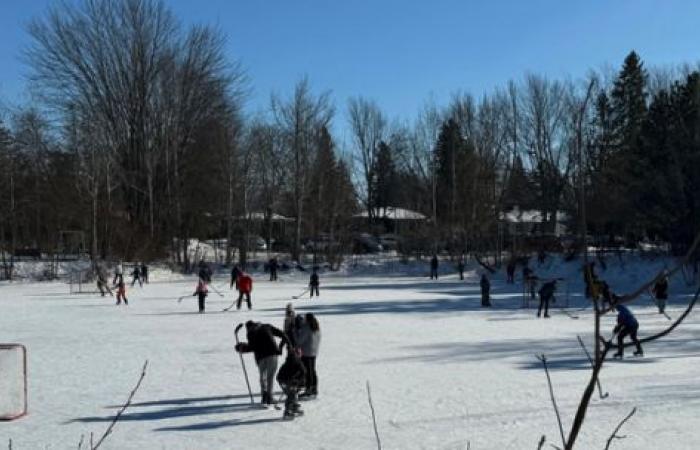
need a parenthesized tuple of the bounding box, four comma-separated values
(236, 272, 253, 310)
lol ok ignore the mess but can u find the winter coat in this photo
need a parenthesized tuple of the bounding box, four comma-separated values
(430, 257, 439, 269)
(240, 323, 289, 363)
(653, 279, 669, 300)
(480, 276, 490, 293)
(283, 313, 297, 347)
(276, 351, 306, 388)
(295, 322, 321, 357)
(310, 273, 319, 286)
(194, 279, 208, 296)
(615, 305, 638, 329)
(132, 267, 141, 278)
(539, 281, 556, 300)
(238, 274, 253, 293)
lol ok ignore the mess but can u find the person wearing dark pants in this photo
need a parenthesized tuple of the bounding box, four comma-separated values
(457, 252, 466, 280)
(141, 263, 149, 284)
(506, 261, 515, 283)
(537, 280, 556, 318)
(295, 313, 321, 397)
(269, 257, 278, 281)
(613, 304, 643, 358)
(193, 278, 208, 313)
(276, 345, 306, 419)
(652, 273, 669, 314)
(131, 266, 142, 287)
(309, 270, 320, 298)
(480, 274, 491, 307)
(430, 255, 439, 280)
(235, 321, 292, 406)
(230, 264, 241, 290)
(236, 272, 253, 310)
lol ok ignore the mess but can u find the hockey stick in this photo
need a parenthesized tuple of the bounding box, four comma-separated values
(222, 298, 238, 312)
(177, 295, 189, 303)
(292, 288, 310, 299)
(234, 323, 255, 404)
(209, 284, 225, 298)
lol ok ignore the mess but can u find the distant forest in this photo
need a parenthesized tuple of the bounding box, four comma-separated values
(1, 0, 699, 267)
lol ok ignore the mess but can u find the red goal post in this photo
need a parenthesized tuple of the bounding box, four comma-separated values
(0, 344, 28, 421)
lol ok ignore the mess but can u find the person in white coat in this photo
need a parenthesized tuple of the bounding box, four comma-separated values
(295, 313, 321, 398)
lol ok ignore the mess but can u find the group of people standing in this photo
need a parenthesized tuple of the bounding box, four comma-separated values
(96, 262, 149, 305)
(235, 306, 322, 419)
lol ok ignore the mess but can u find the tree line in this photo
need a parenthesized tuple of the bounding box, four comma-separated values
(1, 0, 699, 274)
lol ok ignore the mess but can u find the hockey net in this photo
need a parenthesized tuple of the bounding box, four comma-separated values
(69, 268, 100, 294)
(0, 344, 28, 420)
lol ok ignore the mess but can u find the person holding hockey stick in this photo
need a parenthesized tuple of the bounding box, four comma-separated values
(309, 269, 320, 298)
(537, 279, 556, 318)
(652, 272, 669, 315)
(236, 271, 254, 310)
(612, 303, 644, 358)
(295, 313, 321, 398)
(276, 342, 306, 419)
(235, 320, 292, 407)
(193, 277, 208, 313)
(96, 265, 113, 297)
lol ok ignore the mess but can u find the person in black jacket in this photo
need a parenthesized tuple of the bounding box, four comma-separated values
(537, 280, 556, 318)
(480, 274, 491, 307)
(269, 257, 279, 281)
(457, 252, 466, 280)
(235, 321, 292, 406)
(230, 264, 241, 290)
(276, 343, 306, 419)
(309, 269, 320, 298)
(140, 263, 149, 284)
(652, 273, 669, 314)
(430, 254, 439, 280)
(131, 265, 142, 287)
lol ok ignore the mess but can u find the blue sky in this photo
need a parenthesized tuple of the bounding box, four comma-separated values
(2, 0, 700, 133)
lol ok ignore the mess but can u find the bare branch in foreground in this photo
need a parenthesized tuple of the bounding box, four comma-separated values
(91, 360, 149, 450)
(366, 381, 382, 450)
(576, 335, 609, 399)
(604, 407, 637, 450)
(536, 355, 566, 449)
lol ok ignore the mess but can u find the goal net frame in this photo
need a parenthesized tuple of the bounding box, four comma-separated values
(69, 268, 100, 294)
(0, 343, 28, 421)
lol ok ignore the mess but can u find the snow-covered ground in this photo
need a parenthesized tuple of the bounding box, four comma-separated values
(1, 256, 699, 449)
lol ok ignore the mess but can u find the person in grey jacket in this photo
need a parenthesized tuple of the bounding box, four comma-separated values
(294, 313, 321, 398)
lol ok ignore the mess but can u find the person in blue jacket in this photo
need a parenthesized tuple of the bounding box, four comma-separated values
(613, 303, 644, 358)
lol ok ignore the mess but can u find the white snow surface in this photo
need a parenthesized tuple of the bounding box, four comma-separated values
(1, 255, 699, 449)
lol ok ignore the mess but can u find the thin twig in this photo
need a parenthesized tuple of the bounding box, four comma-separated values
(604, 407, 637, 450)
(366, 381, 382, 450)
(91, 360, 149, 450)
(537, 435, 546, 450)
(576, 335, 608, 399)
(78, 434, 85, 450)
(536, 355, 566, 449)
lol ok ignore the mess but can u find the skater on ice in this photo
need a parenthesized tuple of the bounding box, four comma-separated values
(236, 271, 254, 310)
(309, 268, 320, 298)
(283, 303, 297, 346)
(506, 259, 515, 284)
(457, 251, 466, 280)
(612, 303, 644, 358)
(131, 264, 142, 287)
(235, 320, 292, 406)
(537, 279, 556, 318)
(193, 277, 209, 313)
(114, 277, 128, 305)
(96, 265, 113, 297)
(230, 264, 241, 290)
(112, 261, 123, 285)
(430, 254, 439, 280)
(198, 259, 211, 283)
(269, 257, 279, 281)
(480, 273, 491, 307)
(140, 262, 149, 284)
(652, 272, 669, 314)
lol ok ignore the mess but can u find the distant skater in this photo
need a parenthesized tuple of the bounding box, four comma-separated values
(131, 265, 142, 287)
(193, 277, 208, 313)
(141, 263, 149, 284)
(309, 269, 320, 298)
(506, 260, 515, 284)
(269, 257, 279, 281)
(96, 266, 113, 297)
(480, 274, 491, 307)
(457, 252, 466, 280)
(112, 262, 123, 285)
(115, 278, 128, 305)
(430, 254, 439, 280)
(537, 280, 556, 318)
(236, 272, 253, 310)
(652, 273, 669, 314)
(230, 264, 241, 290)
